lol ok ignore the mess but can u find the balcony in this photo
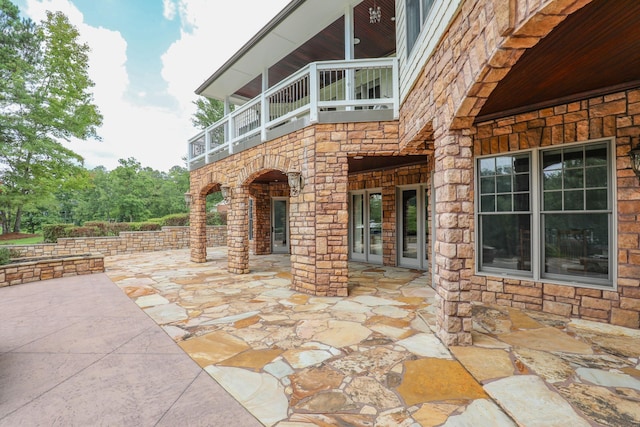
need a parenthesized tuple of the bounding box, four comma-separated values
(188, 57, 398, 171)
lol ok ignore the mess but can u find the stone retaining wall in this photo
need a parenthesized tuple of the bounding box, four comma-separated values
(7, 226, 227, 258)
(0, 254, 105, 288)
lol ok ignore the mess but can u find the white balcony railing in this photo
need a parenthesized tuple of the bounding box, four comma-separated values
(188, 57, 399, 170)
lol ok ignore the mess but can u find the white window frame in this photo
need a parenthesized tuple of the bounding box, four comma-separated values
(406, 0, 436, 56)
(474, 138, 617, 290)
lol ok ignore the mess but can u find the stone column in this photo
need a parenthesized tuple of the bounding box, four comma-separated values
(315, 143, 349, 297)
(252, 184, 271, 255)
(189, 192, 207, 263)
(227, 185, 250, 274)
(289, 181, 317, 295)
(433, 130, 474, 346)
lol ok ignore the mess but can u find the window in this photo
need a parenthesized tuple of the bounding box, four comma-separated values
(478, 153, 531, 273)
(476, 141, 613, 287)
(406, 0, 435, 54)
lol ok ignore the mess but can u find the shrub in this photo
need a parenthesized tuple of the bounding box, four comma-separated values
(43, 224, 73, 243)
(128, 222, 161, 231)
(65, 226, 100, 238)
(0, 247, 10, 266)
(206, 211, 226, 226)
(84, 221, 109, 236)
(106, 222, 131, 235)
(161, 213, 189, 226)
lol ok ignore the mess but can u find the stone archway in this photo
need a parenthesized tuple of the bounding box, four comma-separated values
(235, 155, 294, 187)
(449, 0, 595, 130)
(189, 172, 227, 263)
(224, 155, 300, 275)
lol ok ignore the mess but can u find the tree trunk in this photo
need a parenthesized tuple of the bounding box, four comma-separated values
(0, 211, 8, 235)
(12, 206, 23, 233)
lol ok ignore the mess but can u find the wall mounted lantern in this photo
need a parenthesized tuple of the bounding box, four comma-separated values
(220, 185, 231, 204)
(184, 192, 192, 209)
(629, 142, 640, 183)
(287, 171, 304, 197)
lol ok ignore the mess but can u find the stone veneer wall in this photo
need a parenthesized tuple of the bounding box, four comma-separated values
(8, 226, 226, 258)
(472, 89, 640, 329)
(0, 254, 105, 287)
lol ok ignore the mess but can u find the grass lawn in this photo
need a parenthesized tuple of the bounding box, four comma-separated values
(0, 235, 44, 245)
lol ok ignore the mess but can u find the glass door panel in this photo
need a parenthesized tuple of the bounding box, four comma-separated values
(351, 194, 365, 261)
(349, 190, 382, 264)
(272, 198, 288, 253)
(399, 186, 429, 270)
(368, 192, 382, 263)
(424, 187, 429, 269)
(401, 189, 418, 261)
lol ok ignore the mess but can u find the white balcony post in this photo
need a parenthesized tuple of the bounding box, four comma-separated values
(205, 127, 211, 162)
(223, 96, 231, 152)
(261, 68, 268, 142)
(224, 96, 231, 115)
(392, 57, 400, 119)
(228, 114, 235, 155)
(344, 5, 354, 61)
(309, 63, 318, 123)
(344, 6, 355, 111)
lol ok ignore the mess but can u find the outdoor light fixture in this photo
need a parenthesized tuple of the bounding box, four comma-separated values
(629, 140, 640, 183)
(369, 0, 381, 23)
(184, 192, 192, 209)
(287, 171, 304, 197)
(220, 185, 231, 204)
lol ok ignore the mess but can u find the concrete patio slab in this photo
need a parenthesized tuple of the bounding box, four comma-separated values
(0, 273, 261, 427)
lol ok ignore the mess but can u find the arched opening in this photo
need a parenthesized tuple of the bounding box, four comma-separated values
(243, 169, 291, 256)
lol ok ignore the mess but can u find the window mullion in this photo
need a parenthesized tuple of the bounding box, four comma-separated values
(532, 149, 541, 281)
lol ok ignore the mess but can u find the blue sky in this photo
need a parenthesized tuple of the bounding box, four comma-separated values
(69, 0, 181, 109)
(15, 0, 290, 171)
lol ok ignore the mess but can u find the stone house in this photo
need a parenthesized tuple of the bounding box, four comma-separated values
(188, 0, 640, 345)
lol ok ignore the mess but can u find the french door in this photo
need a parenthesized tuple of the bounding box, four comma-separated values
(272, 198, 289, 253)
(398, 185, 429, 270)
(349, 190, 382, 264)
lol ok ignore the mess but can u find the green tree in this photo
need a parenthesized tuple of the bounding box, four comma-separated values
(0, 1, 102, 234)
(151, 165, 190, 217)
(52, 161, 189, 225)
(109, 158, 151, 222)
(72, 166, 113, 223)
(191, 96, 227, 129)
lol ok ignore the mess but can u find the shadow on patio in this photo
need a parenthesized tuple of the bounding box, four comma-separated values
(105, 247, 640, 427)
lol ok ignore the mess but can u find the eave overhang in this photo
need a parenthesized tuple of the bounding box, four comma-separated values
(196, 0, 364, 102)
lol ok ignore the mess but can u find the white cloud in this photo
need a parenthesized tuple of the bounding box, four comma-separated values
(161, 0, 291, 112)
(24, 0, 188, 171)
(22, 0, 291, 172)
(163, 0, 177, 21)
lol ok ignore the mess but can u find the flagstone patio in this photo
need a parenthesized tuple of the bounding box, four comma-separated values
(105, 248, 640, 427)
